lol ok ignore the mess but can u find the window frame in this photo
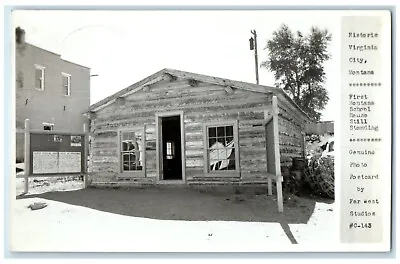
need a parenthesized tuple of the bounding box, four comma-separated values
(203, 120, 240, 176)
(34, 64, 45, 90)
(62, 72, 71, 96)
(42, 122, 54, 131)
(117, 126, 146, 177)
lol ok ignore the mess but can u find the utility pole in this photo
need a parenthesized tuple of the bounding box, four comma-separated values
(249, 29, 259, 85)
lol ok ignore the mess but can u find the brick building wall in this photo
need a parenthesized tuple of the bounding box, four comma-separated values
(15, 42, 91, 160)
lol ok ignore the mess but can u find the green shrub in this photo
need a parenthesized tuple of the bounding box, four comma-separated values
(304, 156, 335, 199)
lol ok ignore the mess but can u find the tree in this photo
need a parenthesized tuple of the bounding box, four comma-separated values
(261, 24, 332, 121)
(15, 27, 26, 129)
(15, 27, 26, 89)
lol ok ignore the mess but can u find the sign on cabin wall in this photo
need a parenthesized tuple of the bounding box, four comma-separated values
(30, 133, 85, 175)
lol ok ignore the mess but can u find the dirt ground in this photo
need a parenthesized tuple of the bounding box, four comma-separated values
(19, 185, 332, 225)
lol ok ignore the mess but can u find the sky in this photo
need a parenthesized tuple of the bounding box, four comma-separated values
(12, 10, 340, 121)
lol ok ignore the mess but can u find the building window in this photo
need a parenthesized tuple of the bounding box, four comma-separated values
(205, 122, 238, 172)
(43, 122, 54, 131)
(166, 141, 175, 160)
(62, 73, 71, 96)
(35, 65, 45, 90)
(121, 130, 144, 172)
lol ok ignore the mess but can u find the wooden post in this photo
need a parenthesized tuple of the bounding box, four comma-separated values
(264, 110, 273, 196)
(268, 178, 273, 196)
(301, 132, 306, 159)
(155, 115, 161, 181)
(23, 119, 30, 194)
(272, 96, 283, 213)
(83, 123, 89, 188)
(250, 30, 259, 85)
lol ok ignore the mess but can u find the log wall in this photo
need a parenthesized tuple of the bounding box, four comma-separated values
(88, 78, 308, 186)
(277, 98, 310, 167)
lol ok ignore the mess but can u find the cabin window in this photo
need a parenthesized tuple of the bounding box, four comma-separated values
(120, 130, 144, 172)
(205, 122, 238, 172)
(35, 65, 45, 90)
(62, 73, 71, 96)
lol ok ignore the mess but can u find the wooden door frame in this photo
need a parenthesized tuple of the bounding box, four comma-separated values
(155, 111, 186, 183)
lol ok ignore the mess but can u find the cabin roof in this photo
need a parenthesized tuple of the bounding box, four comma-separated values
(88, 68, 311, 121)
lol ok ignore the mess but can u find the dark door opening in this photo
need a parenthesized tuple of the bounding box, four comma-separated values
(161, 116, 182, 180)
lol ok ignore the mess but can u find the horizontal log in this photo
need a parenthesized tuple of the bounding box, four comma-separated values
(92, 166, 119, 173)
(95, 99, 265, 123)
(126, 86, 225, 103)
(184, 123, 203, 132)
(184, 121, 203, 127)
(92, 156, 119, 163)
(185, 133, 203, 142)
(189, 178, 240, 182)
(238, 118, 270, 127)
(94, 117, 155, 130)
(127, 86, 256, 106)
(145, 160, 157, 169)
(185, 149, 203, 157)
(239, 137, 266, 145)
(278, 99, 309, 124)
(240, 157, 267, 164)
(90, 174, 118, 182)
(185, 141, 204, 149)
(278, 114, 304, 130)
(92, 150, 118, 157)
(95, 108, 268, 133)
(95, 131, 118, 138)
(145, 134, 156, 141)
(186, 168, 203, 174)
(146, 172, 157, 178)
(186, 159, 203, 168)
(238, 130, 264, 138)
(184, 106, 266, 121)
(92, 142, 118, 148)
(239, 143, 266, 150)
(186, 154, 203, 160)
(145, 125, 156, 132)
(96, 92, 267, 122)
(241, 163, 267, 171)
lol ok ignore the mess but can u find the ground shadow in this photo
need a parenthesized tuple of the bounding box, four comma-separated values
(17, 186, 330, 225)
(18, 186, 336, 244)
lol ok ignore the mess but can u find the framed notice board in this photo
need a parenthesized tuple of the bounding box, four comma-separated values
(29, 132, 86, 175)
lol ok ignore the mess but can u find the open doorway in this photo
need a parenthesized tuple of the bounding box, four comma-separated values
(161, 115, 182, 180)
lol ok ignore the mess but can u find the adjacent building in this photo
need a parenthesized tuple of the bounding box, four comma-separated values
(15, 28, 91, 161)
(87, 68, 311, 186)
(306, 121, 334, 135)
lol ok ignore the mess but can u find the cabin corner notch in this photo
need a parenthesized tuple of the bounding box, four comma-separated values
(165, 72, 178, 82)
(188, 78, 201, 87)
(142, 85, 151, 92)
(115, 97, 126, 106)
(224, 86, 234, 94)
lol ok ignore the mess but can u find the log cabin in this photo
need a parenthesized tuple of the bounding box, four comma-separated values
(86, 68, 312, 190)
